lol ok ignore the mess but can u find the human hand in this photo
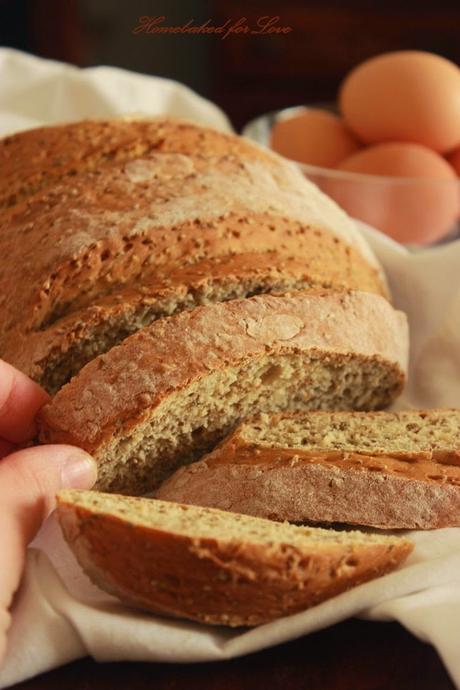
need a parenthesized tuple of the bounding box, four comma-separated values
(0, 359, 97, 663)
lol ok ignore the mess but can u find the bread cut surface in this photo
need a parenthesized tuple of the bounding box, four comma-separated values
(39, 291, 408, 494)
(2, 252, 377, 394)
(0, 118, 387, 389)
(56, 489, 413, 627)
(157, 410, 460, 529)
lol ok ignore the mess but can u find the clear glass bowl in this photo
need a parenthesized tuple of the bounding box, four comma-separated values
(242, 106, 460, 246)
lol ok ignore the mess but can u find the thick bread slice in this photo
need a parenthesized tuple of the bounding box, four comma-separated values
(2, 252, 379, 395)
(39, 291, 408, 494)
(0, 119, 387, 364)
(56, 489, 413, 627)
(157, 410, 460, 530)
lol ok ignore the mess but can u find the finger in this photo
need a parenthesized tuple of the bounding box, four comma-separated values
(0, 445, 97, 661)
(0, 360, 49, 443)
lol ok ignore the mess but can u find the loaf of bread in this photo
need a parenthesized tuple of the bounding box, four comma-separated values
(157, 409, 460, 530)
(0, 118, 387, 392)
(38, 290, 408, 494)
(56, 489, 413, 627)
(2, 118, 415, 625)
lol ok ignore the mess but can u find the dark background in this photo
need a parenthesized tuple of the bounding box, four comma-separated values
(1, 0, 460, 130)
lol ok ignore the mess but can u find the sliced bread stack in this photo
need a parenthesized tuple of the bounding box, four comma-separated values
(1, 118, 408, 494)
(38, 289, 407, 494)
(0, 118, 415, 625)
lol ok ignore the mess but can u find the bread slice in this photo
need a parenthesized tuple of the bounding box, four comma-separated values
(0, 119, 387, 380)
(2, 252, 379, 395)
(56, 489, 413, 627)
(157, 410, 460, 530)
(39, 290, 408, 495)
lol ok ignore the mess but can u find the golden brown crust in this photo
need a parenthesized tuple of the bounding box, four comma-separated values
(0, 117, 274, 209)
(157, 450, 460, 530)
(56, 491, 413, 627)
(38, 290, 408, 455)
(157, 410, 460, 529)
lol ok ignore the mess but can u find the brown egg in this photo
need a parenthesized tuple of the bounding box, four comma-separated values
(321, 142, 459, 243)
(339, 51, 460, 153)
(270, 109, 360, 168)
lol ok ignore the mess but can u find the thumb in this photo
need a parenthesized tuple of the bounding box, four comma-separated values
(0, 445, 97, 662)
(1, 444, 97, 542)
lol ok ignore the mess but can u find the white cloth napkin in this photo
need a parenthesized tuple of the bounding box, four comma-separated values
(0, 47, 231, 136)
(1, 48, 460, 689)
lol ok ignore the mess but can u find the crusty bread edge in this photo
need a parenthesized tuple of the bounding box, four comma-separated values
(156, 450, 460, 530)
(56, 491, 412, 627)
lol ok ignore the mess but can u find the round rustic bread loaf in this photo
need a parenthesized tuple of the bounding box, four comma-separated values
(0, 118, 388, 391)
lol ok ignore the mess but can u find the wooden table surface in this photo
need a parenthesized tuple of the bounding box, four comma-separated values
(13, 618, 455, 690)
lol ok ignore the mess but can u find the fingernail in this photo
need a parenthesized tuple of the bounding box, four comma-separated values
(61, 451, 98, 489)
